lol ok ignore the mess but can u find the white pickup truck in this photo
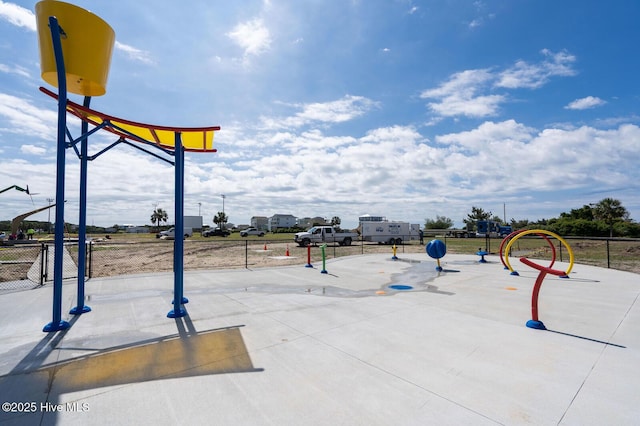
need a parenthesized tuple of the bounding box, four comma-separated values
(294, 226, 358, 247)
(156, 226, 193, 239)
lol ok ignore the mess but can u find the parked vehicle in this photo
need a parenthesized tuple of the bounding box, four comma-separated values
(446, 228, 475, 238)
(156, 226, 193, 239)
(360, 221, 420, 245)
(202, 227, 230, 237)
(294, 226, 358, 247)
(240, 227, 265, 237)
(476, 220, 512, 238)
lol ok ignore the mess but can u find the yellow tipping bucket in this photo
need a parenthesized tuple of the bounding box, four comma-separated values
(36, 0, 115, 96)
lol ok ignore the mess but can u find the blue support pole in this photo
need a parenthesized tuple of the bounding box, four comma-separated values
(70, 96, 92, 315)
(44, 16, 70, 332)
(168, 132, 187, 318)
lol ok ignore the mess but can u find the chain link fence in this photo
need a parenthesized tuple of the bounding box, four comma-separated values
(0, 242, 80, 292)
(2, 237, 639, 294)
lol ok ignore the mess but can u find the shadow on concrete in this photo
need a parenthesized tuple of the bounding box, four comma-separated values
(0, 313, 262, 423)
(546, 328, 626, 348)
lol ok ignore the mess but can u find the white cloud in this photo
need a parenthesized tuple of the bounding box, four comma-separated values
(421, 50, 578, 119)
(294, 95, 377, 124)
(0, 1, 36, 31)
(0, 93, 57, 140)
(226, 18, 272, 57)
(565, 96, 606, 110)
(427, 93, 504, 118)
(436, 119, 534, 149)
(421, 69, 493, 99)
(497, 49, 577, 89)
(20, 144, 47, 155)
(260, 95, 379, 129)
(2, 113, 640, 229)
(115, 42, 154, 65)
(0, 63, 31, 78)
(420, 69, 504, 117)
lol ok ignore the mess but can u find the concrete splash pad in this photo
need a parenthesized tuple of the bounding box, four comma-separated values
(1, 253, 638, 425)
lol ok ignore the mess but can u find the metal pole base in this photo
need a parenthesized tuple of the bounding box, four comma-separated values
(167, 308, 187, 318)
(526, 320, 546, 330)
(70, 305, 92, 315)
(43, 320, 70, 332)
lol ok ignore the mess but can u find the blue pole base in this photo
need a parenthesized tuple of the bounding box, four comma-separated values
(435, 266, 443, 271)
(526, 320, 546, 330)
(510, 271, 520, 276)
(321, 270, 328, 274)
(70, 305, 92, 315)
(43, 320, 70, 333)
(167, 308, 187, 318)
(305, 264, 313, 268)
(171, 297, 189, 304)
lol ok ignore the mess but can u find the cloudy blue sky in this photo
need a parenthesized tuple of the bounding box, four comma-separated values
(1, 0, 639, 229)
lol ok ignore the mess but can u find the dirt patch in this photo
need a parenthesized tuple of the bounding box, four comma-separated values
(87, 240, 427, 278)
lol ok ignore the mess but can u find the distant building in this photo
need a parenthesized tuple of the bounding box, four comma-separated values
(251, 216, 269, 231)
(268, 214, 297, 231)
(359, 214, 387, 223)
(126, 226, 149, 234)
(297, 217, 326, 229)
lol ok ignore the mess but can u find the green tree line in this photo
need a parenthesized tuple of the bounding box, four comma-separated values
(425, 198, 639, 238)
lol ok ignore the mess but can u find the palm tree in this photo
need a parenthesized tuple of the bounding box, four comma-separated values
(213, 211, 228, 230)
(592, 198, 629, 237)
(151, 208, 168, 231)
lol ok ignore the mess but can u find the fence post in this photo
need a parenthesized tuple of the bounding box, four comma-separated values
(88, 241, 93, 278)
(558, 240, 563, 263)
(245, 240, 248, 269)
(39, 243, 46, 286)
(43, 243, 49, 283)
(607, 239, 610, 269)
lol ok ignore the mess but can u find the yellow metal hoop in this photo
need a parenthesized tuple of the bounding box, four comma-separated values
(504, 229, 575, 275)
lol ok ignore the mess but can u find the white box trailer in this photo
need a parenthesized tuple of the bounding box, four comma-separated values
(184, 215, 203, 231)
(361, 221, 420, 245)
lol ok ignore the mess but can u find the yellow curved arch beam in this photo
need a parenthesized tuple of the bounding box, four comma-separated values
(40, 87, 218, 152)
(504, 229, 574, 276)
